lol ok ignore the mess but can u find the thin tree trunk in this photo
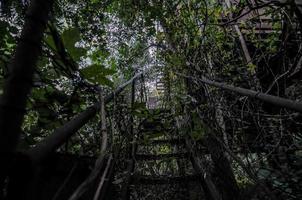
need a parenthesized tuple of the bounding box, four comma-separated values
(206, 56, 230, 151)
(224, 0, 261, 89)
(224, 0, 252, 63)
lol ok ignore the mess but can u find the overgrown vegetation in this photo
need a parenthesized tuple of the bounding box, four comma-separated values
(0, 0, 302, 199)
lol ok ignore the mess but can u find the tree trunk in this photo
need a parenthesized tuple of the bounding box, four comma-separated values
(0, 0, 54, 194)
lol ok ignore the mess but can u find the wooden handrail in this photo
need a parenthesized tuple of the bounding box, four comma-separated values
(69, 90, 108, 200)
(178, 73, 302, 113)
(25, 72, 143, 163)
(199, 76, 302, 112)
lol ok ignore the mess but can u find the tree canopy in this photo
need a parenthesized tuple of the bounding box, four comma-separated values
(0, 0, 302, 199)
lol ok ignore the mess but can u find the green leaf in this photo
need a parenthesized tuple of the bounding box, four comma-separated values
(97, 76, 114, 87)
(102, 68, 117, 76)
(62, 28, 86, 61)
(80, 64, 116, 87)
(247, 63, 256, 74)
(149, 132, 165, 139)
(133, 102, 147, 110)
(45, 35, 56, 50)
(31, 88, 47, 103)
(62, 28, 80, 49)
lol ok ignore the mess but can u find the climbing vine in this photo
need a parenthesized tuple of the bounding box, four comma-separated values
(0, 0, 302, 199)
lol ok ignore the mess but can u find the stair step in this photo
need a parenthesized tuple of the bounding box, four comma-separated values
(140, 128, 173, 133)
(135, 153, 189, 160)
(143, 138, 207, 145)
(132, 174, 200, 184)
(143, 139, 185, 145)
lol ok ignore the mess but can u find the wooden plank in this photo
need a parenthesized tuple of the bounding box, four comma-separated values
(135, 153, 189, 160)
(132, 174, 200, 184)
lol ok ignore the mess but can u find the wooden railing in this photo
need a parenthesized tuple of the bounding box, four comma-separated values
(6, 72, 145, 200)
(24, 72, 143, 163)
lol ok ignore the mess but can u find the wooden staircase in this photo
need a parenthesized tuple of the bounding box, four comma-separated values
(113, 109, 204, 200)
(5, 107, 206, 200)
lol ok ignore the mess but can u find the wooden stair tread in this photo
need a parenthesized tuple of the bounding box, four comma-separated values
(142, 139, 185, 145)
(135, 153, 189, 160)
(132, 174, 200, 184)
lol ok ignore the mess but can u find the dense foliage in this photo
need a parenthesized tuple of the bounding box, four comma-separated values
(1, 0, 302, 199)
